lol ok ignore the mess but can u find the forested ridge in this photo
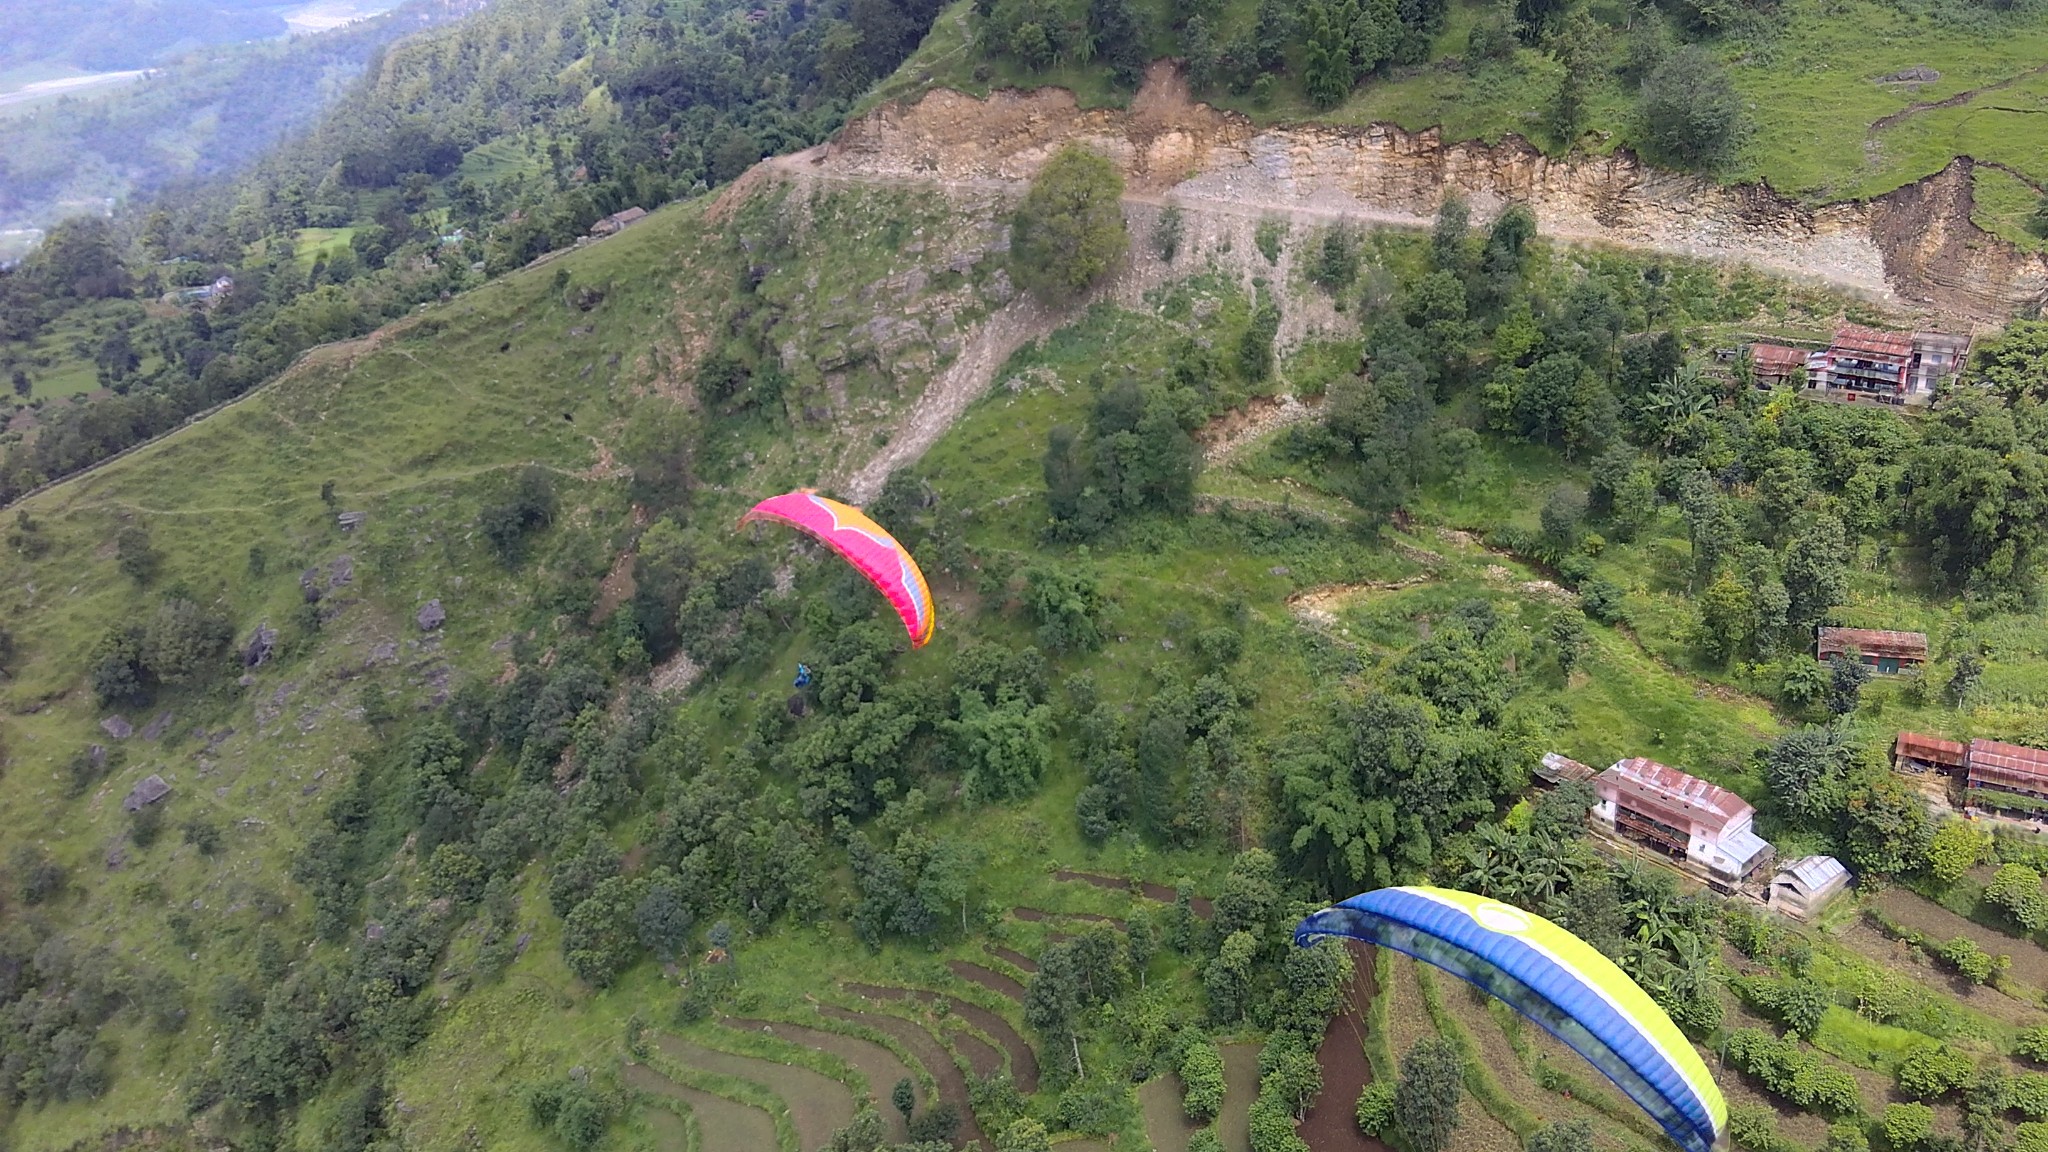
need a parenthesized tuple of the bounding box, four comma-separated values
(0, 0, 947, 503)
(0, 0, 482, 231)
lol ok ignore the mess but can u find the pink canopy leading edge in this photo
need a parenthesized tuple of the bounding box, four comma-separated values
(739, 490, 937, 648)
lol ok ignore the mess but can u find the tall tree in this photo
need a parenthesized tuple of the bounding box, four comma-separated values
(1010, 145, 1129, 301)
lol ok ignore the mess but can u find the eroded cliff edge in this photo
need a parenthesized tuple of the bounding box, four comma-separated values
(806, 64, 2046, 323)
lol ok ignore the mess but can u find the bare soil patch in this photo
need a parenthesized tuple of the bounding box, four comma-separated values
(1287, 578, 1434, 627)
(1010, 906, 1125, 928)
(820, 1004, 987, 1150)
(654, 1033, 854, 1152)
(1200, 393, 1326, 464)
(1053, 869, 1214, 918)
(726, 1016, 920, 1142)
(1301, 941, 1392, 1152)
(1140, 1074, 1201, 1152)
(948, 959, 1026, 1001)
(1871, 888, 2048, 987)
(624, 1062, 778, 1152)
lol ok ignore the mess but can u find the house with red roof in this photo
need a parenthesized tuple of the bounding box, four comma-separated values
(1593, 758, 1774, 883)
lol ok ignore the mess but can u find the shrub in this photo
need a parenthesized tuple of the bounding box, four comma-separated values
(1926, 820, 1990, 884)
(1896, 1043, 1976, 1099)
(1936, 936, 1999, 984)
(1354, 1080, 1396, 1136)
(1883, 1102, 1935, 1149)
(1721, 1029, 1859, 1114)
(2019, 1121, 2048, 1152)
(2018, 1025, 2048, 1064)
(1985, 863, 2048, 930)
(1727, 1104, 1798, 1152)
(1180, 1040, 1226, 1122)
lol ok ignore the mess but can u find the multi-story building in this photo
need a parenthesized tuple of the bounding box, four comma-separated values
(1794, 325, 1969, 406)
(1593, 758, 1774, 884)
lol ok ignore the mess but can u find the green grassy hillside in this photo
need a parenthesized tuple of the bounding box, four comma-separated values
(11, 136, 2048, 1152)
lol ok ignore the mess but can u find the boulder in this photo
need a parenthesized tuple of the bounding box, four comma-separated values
(416, 600, 446, 631)
(122, 774, 171, 812)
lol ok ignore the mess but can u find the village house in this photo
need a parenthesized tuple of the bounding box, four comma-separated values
(1749, 343, 1807, 388)
(1800, 325, 1969, 406)
(1593, 757, 1775, 884)
(588, 206, 647, 237)
(1817, 626, 1928, 674)
(1768, 855, 1850, 920)
(1894, 731, 1967, 775)
(1962, 738, 2048, 817)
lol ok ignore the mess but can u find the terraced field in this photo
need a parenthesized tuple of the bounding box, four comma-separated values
(624, 1062, 777, 1152)
(988, 946, 1038, 974)
(947, 959, 1026, 1001)
(822, 1003, 988, 1148)
(1053, 868, 1216, 918)
(844, 981, 1040, 1092)
(654, 1033, 855, 1152)
(726, 1017, 923, 1143)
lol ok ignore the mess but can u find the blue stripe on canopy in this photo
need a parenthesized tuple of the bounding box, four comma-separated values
(1296, 888, 1719, 1152)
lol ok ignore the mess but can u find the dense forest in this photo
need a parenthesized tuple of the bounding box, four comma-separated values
(0, 0, 950, 503)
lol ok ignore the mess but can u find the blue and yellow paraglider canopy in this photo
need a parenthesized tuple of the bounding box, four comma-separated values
(1296, 886, 1727, 1152)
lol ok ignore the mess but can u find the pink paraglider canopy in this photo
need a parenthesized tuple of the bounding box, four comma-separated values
(739, 490, 937, 648)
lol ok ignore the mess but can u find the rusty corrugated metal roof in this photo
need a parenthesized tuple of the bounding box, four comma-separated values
(1832, 323, 1913, 362)
(1818, 627, 1928, 661)
(1896, 731, 1967, 765)
(1600, 757, 1752, 835)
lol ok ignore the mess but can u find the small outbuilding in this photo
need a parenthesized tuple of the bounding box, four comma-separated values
(1768, 855, 1850, 920)
(1895, 731, 1967, 775)
(589, 207, 647, 237)
(122, 774, 171, 812)
(1537, 752, 1596, 786)
(1817, 626, 1928, 673)
(1749, 343, 1807, 387)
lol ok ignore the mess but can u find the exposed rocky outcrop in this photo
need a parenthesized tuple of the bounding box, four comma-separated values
(809, 62, 2048, 322)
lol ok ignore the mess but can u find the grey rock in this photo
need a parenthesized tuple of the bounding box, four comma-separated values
(416, 600, 446, 631)
(101, 715, 133, 739)
(122, 774, 171, 812)
(329, 555, 354, 588)
(141, 711, 174, 740)
(242, 623, 278, 668)
(366, 922, 385, 942)
(299, 567, 325, 603)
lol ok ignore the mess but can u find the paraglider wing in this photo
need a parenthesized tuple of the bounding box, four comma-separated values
(739, 491, 937, 648)
(1295, 886, 1725, 1152)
